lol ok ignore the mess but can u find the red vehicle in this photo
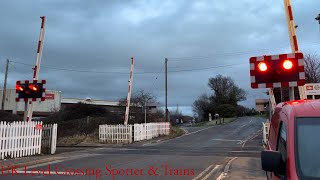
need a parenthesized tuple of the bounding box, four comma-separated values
(261, 99, 320, 180)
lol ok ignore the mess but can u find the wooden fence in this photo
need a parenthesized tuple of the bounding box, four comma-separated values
(0, 121, 43, 160)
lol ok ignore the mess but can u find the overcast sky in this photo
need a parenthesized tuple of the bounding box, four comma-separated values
(0, 0, 319, 115)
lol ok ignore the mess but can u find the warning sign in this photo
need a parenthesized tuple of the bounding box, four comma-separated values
(45, 93, 55, 100)
(304, 83, 320, 95)
(35, 124, 42, 130)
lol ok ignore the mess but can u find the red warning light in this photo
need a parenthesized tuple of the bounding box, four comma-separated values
(16, 85, 25, 92)
(283, 60, 293, 70)
(258, 62, 268, 72)
(29, 84, 39, 91)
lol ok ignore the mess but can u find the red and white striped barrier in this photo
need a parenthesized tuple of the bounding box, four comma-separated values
(124, 57, 134, 125)
(250, 52, 305, 88)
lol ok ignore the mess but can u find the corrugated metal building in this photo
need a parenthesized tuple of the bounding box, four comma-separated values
(61, 98, 158, 113)
(0, 89, 61, 116)
(61, 98, 124, 113)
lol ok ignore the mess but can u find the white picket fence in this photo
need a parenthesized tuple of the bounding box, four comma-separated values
(0, 121, 43, 160)
(42, 124, 58, 155)
(262, 122, 270, 146)
(99, 124, 133, 144)
(100, 122, 170, 144)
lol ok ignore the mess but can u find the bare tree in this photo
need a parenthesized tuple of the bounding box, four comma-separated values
(119, 89, 158, 109)
(304, 53, 320, 83)
(118, 89, 160, 123)
(208, 74, 246, 105)
(192, 93, 211, 120)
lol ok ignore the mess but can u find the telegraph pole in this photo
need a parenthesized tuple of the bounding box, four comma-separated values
(1, 59, 9, 110)
(165, 58, 168, 122)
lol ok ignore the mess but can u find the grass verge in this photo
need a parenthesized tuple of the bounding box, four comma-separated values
(169, 126, 185, 138)
(57, 126, 185, 145)
(57, 135, 87, 145)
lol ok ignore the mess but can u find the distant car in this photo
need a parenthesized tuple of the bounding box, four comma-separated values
(31, 117, 44, 121)
(261, 99, 320, 180)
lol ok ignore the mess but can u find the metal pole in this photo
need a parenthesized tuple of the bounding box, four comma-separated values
(124, 57, 134, 125)
(1, 59, 9, 110)
(26, 16, 46, 121)
(24, 102, 28, 120)
(165, 58, 168, 122)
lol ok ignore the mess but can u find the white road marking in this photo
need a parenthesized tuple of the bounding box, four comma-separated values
(216, 157, 238, 180)
(202, 165, 222, 180)
(192, 164, 214, 180)
(182, 129, 189, 134)
(211, 139, 242, 142)
(157, 125, 218, 144)
(229, 151, 261, 153)
(241, 129, 263, 148)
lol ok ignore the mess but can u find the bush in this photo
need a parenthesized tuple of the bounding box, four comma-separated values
(43, 102, 111, 123)
(0, 111, 23, 122)
(53, 116, 123, 138)
(217, 104, 236, 118)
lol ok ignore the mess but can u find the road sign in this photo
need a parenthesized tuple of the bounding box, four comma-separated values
(250, 52, 305, 89)
(304, 83, 320, 95)
(45, 93, 55, 100)
(35, 124, 42, 130)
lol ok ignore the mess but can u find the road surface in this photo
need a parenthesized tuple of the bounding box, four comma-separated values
(2, 116, 266, 180)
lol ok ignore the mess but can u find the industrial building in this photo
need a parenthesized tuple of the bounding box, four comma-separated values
(61, 97, 158, 113)
(0, 89, 61, 116)
(61, 98, 123, 113)
(0, 89, 158, 117)
(255, 99, 269, 113)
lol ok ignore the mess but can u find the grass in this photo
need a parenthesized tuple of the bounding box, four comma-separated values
(56, 126, 186, 145)
(57, 135, 88, 145)
(169, 126, 185, 138)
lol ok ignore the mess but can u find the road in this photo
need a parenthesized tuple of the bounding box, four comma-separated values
(3, 116, 266, 180)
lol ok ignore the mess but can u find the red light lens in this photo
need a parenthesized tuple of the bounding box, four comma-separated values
(16, 85, 24, 91)
(29, 84, 39, 91)
(258, 62, 268, 72)
(283, 60, 293, 70)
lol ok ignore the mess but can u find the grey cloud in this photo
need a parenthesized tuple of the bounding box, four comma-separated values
(0, 0, 319, 115)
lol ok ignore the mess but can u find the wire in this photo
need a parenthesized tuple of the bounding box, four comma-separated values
(167, 41, 320, 61)
(9, 62, 32, 80)
(168, 63, 246, 72)
(10, 60, 245, 74)
(149, 62, 165, 92)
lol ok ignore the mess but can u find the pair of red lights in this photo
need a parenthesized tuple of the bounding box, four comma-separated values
(16, 84, 39, 92)
(258, 60, 293, 72)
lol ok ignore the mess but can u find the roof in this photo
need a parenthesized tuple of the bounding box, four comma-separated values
(61, 98, 120, 106)
(279, 99, 320, 117)
(255, 99, 269, 103)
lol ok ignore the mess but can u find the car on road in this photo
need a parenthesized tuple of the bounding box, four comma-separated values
(261, 99, 320, 180)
